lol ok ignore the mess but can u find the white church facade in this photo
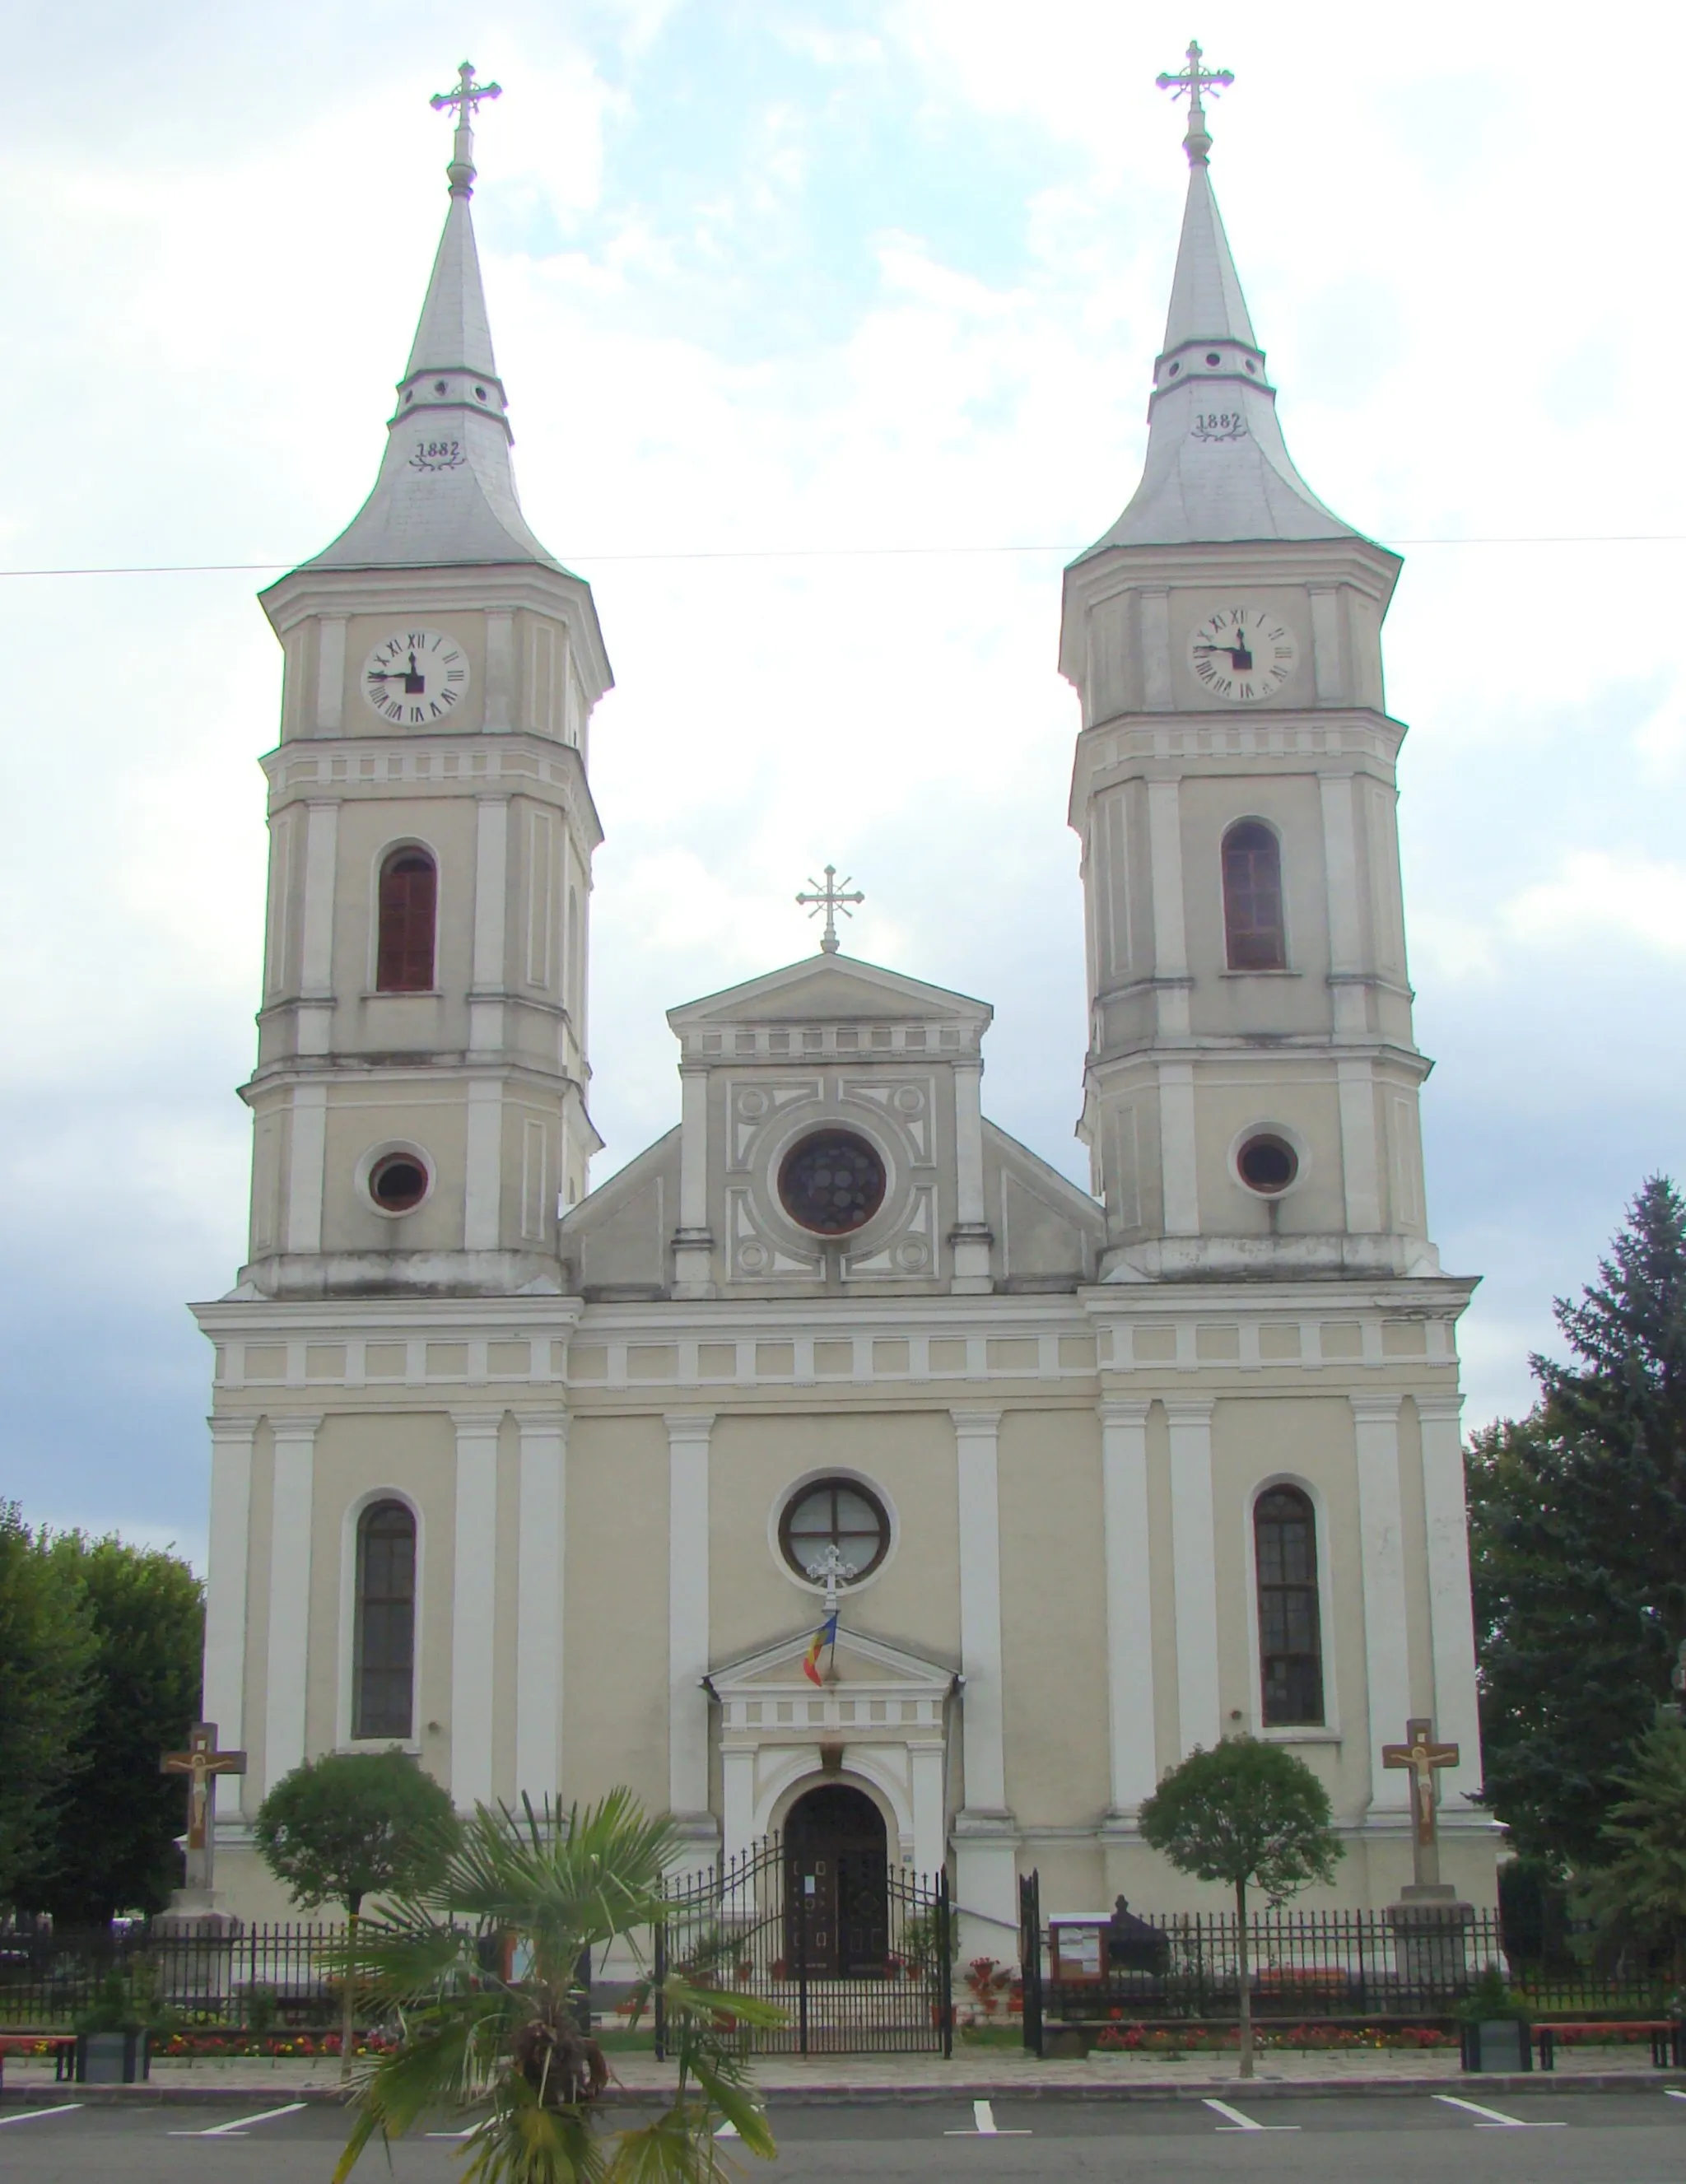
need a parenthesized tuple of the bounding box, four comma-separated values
(193, 64, 1497, 1939)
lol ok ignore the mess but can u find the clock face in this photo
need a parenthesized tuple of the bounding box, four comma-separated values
(1188, 606, 1297, 704)
(361, 630, 470, 724)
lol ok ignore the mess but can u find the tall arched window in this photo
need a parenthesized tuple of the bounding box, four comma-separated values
(1223, 821, 1286, 971)
(1255, 1486, 1324, 1725)
(376, 849, 436, 992)
(354, 1500, 416, 1739)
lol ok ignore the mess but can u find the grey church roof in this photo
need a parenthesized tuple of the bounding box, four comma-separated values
(298, 148, 564, 575)
(1074, 133, 1358, 560)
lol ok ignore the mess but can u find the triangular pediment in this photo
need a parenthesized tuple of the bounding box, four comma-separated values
(711, 1623, 957, 1696)
(668, 953, 990, 1035)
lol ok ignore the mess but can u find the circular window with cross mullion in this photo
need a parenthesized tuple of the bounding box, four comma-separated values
(779, 1477, 892, 1586)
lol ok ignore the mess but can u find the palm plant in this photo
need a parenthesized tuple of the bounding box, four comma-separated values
(331, 1788, 781, 2182)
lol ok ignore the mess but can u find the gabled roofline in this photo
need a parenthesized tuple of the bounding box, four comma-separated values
(667, 951, 992, 1033)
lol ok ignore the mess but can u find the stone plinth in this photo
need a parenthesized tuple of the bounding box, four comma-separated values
(1384, 1885, 1476, 1991)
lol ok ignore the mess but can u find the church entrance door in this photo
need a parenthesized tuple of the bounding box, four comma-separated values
(655, 1822, 951, 2055)
(785, 1784, 888, 1977)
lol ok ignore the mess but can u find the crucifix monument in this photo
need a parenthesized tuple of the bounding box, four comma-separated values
(160, 1721, 247, 1902)
(1381, 1716, 1460, 1894)
(1381, 1716, 1474, 1984)
(795, 866, 865, 954)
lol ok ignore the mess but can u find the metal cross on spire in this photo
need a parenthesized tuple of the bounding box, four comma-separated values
(796, 865, 864, 955)
(431, 60, 501, 197)
(1155, 39, 1233, 169)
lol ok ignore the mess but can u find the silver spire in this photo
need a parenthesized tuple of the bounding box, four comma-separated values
(1072, 48, 1357, 557)
(295, 66, 565, 575)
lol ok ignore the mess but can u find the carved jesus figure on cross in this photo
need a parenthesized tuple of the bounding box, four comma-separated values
(1381, 1717, 1459, 1889)
(161, 1722, 247, 1895)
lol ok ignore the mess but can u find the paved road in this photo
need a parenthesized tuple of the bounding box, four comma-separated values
(5, 2088, 1686, 2180)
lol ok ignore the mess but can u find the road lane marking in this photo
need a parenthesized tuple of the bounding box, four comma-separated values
(1204, 2098, 1298, 2132)
(426, 2128, 480, 2140)
(943, 2099, 1032, 2136)
(0, 2104, 83, 2127)
(1433, 2094, 1564, 2129)
(715, 2120, 740, 2139)
(1668, 2090, 1686, 2103)
(168, 2102, 308, 2138)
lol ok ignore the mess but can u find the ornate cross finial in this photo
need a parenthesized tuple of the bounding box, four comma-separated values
(795, 865, 864, 955)
(805, 1543, 852, 1613)
(431, 60, 501, 198)
(1155, 40, 1233, 169)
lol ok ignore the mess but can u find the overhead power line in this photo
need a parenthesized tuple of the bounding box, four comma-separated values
(0, 535, 1683, 579)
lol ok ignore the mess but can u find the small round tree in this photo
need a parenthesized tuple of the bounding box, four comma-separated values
(1139, 1736, 1343, 2077)
(255, 1750, 458, 2076)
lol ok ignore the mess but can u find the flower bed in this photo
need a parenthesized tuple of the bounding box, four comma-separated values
(153, 2030, 398, 2060)
(1092, 2020, 1455, 2053)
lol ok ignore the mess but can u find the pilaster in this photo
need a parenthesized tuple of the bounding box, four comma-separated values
(264, 1415, 321, 1794)
(449, 1409, 502, 1808)
(1099, 1399, 1157, 1809)
(1352, 1393, 1412, 1810)
(666, 1413, 715, 1825)
(515, 1411, 567, 1805)
(1165, 1398, 1219, 1753)
(204, 1418, 256, 1813)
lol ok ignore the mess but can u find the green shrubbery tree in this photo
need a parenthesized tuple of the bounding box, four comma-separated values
(35, 1533, 203, 1921)
(1139, 1737, 1343, 2078)
(1578, 1710, 1686, 1986)
(0, 1502, 96, 1905)
(256, 1749, 459, 2076)
(1469, 1177, 1686, 1869)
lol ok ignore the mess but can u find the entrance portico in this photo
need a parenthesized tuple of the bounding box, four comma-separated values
(709, 1628, 952, 1877)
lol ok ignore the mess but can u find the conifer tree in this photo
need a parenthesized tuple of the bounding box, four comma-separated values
(1470, 1177, 1686, 1867)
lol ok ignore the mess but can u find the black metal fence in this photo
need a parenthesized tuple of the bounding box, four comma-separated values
(0, 1921, 348, 2030)
(654, 1835, 952, 2057)
(1017, 1873, 1681, 2055)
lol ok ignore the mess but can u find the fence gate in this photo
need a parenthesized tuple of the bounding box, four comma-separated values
(654, 1833, 952, 2056)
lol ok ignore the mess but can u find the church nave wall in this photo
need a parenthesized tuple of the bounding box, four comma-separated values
(994, 1407, 1110, 1829)
(561, 1413, 670, 1816)
(704, 1410, 962, 1670)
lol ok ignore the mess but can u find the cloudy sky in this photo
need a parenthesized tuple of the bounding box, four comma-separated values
(2, 1, 1682, 1568)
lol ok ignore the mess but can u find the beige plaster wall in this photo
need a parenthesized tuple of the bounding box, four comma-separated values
(561, 1414, 669, 1812)
(706, 1410, 962, 1669)
(996, 1407, 1109, 1828)
(300, 1411, 458, 1772)
(1209, 1395, 1368, 1812)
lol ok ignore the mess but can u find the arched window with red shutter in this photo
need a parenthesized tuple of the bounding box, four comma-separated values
(1222, 820, 1287, 971)
(376, 848, 436, 992)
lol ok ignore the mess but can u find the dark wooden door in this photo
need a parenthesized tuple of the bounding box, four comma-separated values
(786, 1786, 888, 1977)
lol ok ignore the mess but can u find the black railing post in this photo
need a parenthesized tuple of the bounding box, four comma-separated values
(939, 1868, 954, 2060)
(797, 1881, 810, 2057)
(1018, 1869, 1042, 2059)
(653, 1913, 668, 2061)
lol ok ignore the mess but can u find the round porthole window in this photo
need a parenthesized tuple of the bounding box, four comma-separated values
(780, 1477, 891, 1586)
(777, 1129, 886, 1236)
(369, 1152, 430, 1213)
(1237, 1134, 1298, 1194)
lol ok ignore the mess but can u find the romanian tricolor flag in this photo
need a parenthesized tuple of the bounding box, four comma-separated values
(801, 1611, 839, 1686)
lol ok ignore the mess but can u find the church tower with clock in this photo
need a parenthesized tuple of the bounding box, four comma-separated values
(240, 67, 610, 1304)
(1063, 48, 1433, 1286)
